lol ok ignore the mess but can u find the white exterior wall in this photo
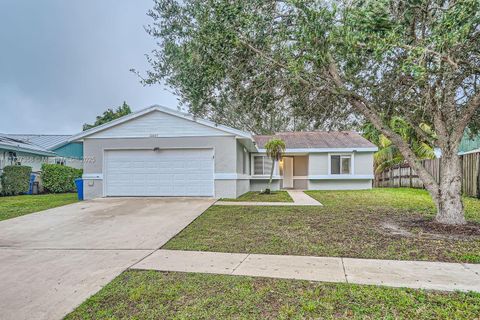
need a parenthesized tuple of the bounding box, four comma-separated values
(250, 179, 281, 192)
(87, 110, 231, 139)
(308, 179, 372, 190)
(352, 152, 374, 175)
(307, 151, 374, 190)
(308, 153, 329, 175)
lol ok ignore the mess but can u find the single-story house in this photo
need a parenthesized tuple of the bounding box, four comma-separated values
(0, 134, 56, 173)
(5, 134, 84, 169)
(69, 105, 377, 200)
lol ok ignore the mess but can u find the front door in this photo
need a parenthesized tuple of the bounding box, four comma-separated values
(283, 157, 294, 188)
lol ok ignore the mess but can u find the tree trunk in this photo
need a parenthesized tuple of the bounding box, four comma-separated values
(267, 159, 275, 192)
(429, 149, 466, 225)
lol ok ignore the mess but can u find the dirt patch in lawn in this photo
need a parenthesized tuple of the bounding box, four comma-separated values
(406, 219, 480, 240)
(380, 221, 414, 237)
(381, 218, 480, 241)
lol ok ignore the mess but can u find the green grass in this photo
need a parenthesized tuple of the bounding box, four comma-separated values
(305, 188, 480, 222)
(0, 193, 78, 221)
(65, 270, 480, 320)
(221, 191, 293, 202)
(164, 188, 480, 263)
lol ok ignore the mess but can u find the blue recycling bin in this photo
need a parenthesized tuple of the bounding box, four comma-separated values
(27, 174, 35, 195)
(75, 178, 84, 201)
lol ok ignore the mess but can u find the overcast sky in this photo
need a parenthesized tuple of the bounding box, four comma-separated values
(0, 0, 179, 134)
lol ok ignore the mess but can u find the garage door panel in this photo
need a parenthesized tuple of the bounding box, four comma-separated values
(105, 149, 214, 197)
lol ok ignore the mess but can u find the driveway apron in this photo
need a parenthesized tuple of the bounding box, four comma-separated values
(0, 197, 214, 320)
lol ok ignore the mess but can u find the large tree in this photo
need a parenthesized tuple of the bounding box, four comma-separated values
(143, 0, 480, 225)
(83, 101, 132, 131)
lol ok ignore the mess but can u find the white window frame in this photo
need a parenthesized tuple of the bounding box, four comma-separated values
(251, 154, 278, 176)
(328, 153, 354, 175)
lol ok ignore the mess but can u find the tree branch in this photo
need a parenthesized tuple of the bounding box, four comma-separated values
(454, 91, 480, 141)
(327, 61, 440, 194)
(240, 38, 441, 194)
(400, 44, 459, 69)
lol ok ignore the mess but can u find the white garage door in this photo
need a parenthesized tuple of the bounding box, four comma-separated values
(105, 149, 214, 197)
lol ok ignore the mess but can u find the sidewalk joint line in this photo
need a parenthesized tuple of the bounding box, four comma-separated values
(341, 258, 348, 283)
(231, 253, 250, 274)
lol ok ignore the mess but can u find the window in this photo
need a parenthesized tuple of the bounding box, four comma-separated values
(8, 152, 19, 165)
(331, 155, 352, 174)
(253, 155, 272, 175)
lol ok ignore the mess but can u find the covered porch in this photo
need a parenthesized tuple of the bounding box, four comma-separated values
(279, 154, 308, 190)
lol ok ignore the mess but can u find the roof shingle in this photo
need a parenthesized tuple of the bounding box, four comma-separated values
(253, 131, 376, 149)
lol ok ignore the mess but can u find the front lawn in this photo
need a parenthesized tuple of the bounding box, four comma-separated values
(66, 270, 480, 320)
(164, 188, 480, 263)
(221, 191, 293, 202)
(0, 193, 78, 221)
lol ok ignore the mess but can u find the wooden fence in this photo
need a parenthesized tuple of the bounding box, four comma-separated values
(374, 151, 480, 198)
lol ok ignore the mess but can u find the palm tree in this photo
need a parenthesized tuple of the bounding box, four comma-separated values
(363, 117, 435, 173)
(264, 138, 286, 194)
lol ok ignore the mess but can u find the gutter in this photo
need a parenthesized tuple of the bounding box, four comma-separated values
(0, 143, 56, 157)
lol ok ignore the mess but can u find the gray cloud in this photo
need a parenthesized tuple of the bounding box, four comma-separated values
(0, 0, 178, 134)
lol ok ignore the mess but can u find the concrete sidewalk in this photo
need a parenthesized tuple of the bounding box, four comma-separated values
(215, 190, 322, 206)
(132, 250, 480, 292)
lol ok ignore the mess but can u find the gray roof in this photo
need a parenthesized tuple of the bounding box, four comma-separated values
(0, 134, 56, 156)
(253, 131, 377, 149)
(5, 134, 71, 150)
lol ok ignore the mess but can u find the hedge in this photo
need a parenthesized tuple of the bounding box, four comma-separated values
(1, 165, 32, 196)
(41, 164, 83, 193)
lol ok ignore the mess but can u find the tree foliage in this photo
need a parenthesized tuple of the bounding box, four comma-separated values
(363, 118, 435, 172)
(83, 101, 132, 131)
(143, 0, 480, 224)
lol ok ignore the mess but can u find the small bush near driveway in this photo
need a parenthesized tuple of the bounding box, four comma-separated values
(65, 270, 480, 320)
(41, 164, 82, 193)
(0, 165, 31, 196)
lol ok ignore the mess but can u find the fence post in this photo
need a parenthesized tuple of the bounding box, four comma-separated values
(390, 167, 393, 187)
(399, 166, 402, 187)
(477, 154, 480, 199)
(409, 166, 413, 188)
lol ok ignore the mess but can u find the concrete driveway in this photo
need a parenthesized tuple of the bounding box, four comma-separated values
(0, 197, 214, 320)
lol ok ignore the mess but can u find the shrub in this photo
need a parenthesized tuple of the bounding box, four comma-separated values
(41, 164, 83, 193)
(1, 165, 32, 196)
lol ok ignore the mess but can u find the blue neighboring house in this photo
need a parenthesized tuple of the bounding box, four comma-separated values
(0, 134, 57, 173)
(4, 134, 83, 169)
